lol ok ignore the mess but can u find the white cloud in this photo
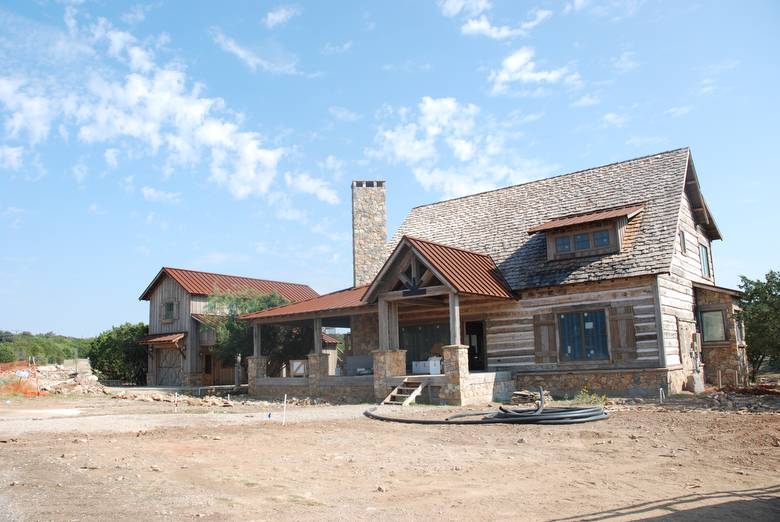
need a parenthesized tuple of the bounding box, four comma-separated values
(602, 112, 627, 127)
(328, 106, 361, 122)
(613, 51, 638, 73)
(382, 61, 432, 73)
(120, 175, 135, 193)
(664, 105, 692, 117)
(0, 77, 54, 144)
(2, 206, 24, 229)
(121, 4, 154, 25)
(87, 202, 106, 215)
(489, 47, 575, 95)
(141, 185, 182, 203)
(0, 146, 23, 170)
(210, 28, 300, 75)
(321, 41, 352, 55)
(369, 96, 557, 198)
(563, 0, 589, 14)
(438, 0, 492, 18)
(571, 93, 600, 107)
(319, 154, 344, 177)
(284, 172, 340, 205)
(263, 6, 302, 28)
(71, 161, 88, 183)
(104, 147, 119, 168)
(463, 9, 552, 39)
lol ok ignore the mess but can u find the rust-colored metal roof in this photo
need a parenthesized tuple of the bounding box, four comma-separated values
(139, 267, 319, 302)
(321, 333, 340, 345)
(241, 285, 370, 321)
(404, 236, 515, 299)
(139, 332, 186, 345)
(527, 203, 645, 234)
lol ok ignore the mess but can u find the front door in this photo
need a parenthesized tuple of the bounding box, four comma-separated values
(202, 353, 214, 386)
(465, 321, 486, 371)
(156, 347, 183, 386)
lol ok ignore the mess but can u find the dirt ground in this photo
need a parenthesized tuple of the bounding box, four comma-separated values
(1, 393, 779, 521)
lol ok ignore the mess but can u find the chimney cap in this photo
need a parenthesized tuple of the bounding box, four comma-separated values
(352, 180, 385, 188)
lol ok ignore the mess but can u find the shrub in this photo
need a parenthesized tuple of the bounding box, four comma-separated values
(573, 386, 607, 405)
(88, 323, 148, 384)
(0, 344, 16, 363)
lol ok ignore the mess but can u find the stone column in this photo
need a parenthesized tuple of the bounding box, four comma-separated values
(307, 352, 331, 397)
(372, 349, 407, 401)
(440, 344, 469, 405)
(246, 355, 267, 397)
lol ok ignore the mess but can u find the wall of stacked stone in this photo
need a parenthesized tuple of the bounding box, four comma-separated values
(350, 313, 379, 356)
(372, 350, 406, 400)
(438, 345, 470, 405)
(456, 372, 514, 405)
(515, 368, 675, 398)
(703, 344, 748, 386)
(250, 376, 374, 403)
(352, 181, 387, 286)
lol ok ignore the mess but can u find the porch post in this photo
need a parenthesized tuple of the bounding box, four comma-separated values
(313, 318, 322, 354)
(388, 301, 399, 349)
(449, 292, 461, 345)
(252, 324, 262, 357)
(378, 297, 389, 350)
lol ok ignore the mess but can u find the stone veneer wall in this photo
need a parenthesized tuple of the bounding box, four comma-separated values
(516, 368, 684, 398)
(350, 313, 379, 356)
(372, 350, 407, 400)
(352, 181, 387, 287)
(695, 287, 748, 387)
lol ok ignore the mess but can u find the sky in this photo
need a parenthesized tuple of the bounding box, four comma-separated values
(1, 0, 778, 337)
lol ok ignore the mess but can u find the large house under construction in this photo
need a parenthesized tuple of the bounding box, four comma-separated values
(241, 148, 747, 405)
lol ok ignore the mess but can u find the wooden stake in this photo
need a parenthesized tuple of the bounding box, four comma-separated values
(283, 394, 287, 426)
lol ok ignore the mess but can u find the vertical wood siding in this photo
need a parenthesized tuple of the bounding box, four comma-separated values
(148, 275, 197, 374)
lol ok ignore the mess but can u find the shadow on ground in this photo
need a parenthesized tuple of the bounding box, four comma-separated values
(558, 484, 780, 521)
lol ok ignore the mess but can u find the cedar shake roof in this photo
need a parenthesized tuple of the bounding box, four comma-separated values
(390, 148, 711, 290)
(139, 267, 319, 302)
(241, 285, 370, 321)
(527, 202, 645, 234)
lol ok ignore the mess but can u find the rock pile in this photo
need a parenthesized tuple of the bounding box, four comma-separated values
(511, 389, 553, 405)
(0, 364, 106, 395)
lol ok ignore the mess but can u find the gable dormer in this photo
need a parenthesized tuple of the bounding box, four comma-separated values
(527, 203, 645, 261)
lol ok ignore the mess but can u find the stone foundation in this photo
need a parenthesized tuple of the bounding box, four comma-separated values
(372, 350, 406, 400)
(250, 376, 375, 403)
(515, 368, 685, 398)
(702, 343, 748, 387)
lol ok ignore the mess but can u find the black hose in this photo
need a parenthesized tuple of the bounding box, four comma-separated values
(364, 387, 608, 425)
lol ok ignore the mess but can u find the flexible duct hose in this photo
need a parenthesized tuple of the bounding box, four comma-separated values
(364, 387, 608, 425)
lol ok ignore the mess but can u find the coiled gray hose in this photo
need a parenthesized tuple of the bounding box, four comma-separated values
(364, 387, 608, 425)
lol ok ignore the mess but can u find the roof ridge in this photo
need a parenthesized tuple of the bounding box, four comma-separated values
(240, 284, 369, 318)
(404, 235, 492, 258)
(163, 266, 314, 289)
(410, 147, 690, 210)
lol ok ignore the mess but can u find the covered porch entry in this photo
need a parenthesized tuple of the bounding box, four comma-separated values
(364, 236, 517, 405)
(139, 332, 186, 386)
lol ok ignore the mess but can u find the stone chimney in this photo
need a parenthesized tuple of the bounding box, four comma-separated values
(352, 180, 387, 287)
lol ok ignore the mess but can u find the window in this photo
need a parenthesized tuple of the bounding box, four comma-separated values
(699, 244, 711, 278)
(735, 318, 745, 344)
(558, 310, 609, 362)
(679, 230, 687, 254)
(700, 310, 725, 342)
(162, 301, 175, 322)
(574, 233, 591, 250)
(555, 236, 572, 253)
(593, 230, 610, 248)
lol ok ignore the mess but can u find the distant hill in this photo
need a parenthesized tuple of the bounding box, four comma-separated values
(0, 330, 92, 364)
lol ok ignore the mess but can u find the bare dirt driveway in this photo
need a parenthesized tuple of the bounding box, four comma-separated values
(1, 394, 779, 521)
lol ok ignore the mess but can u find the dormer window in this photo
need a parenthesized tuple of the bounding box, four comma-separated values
(527, 202, 645, 262)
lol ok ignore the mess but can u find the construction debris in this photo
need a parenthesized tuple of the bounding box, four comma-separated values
(0, 362, 106, 396)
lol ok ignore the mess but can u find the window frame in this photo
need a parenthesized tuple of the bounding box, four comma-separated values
(679, 230, 687, 254)
(699, 243, 712, 278)
(556, 309, 610, 363)
(699, 308, 727, 343)
(161, 301, 176, 323)
(548, 224, 617, 260)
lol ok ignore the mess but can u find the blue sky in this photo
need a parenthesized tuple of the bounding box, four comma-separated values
(1, 0, 778, 337)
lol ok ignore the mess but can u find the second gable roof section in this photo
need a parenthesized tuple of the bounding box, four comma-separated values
(139, 267, 319, 302)
(364, 236, 515, 302)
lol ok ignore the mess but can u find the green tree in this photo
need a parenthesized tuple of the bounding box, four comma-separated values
(739, 271, 780, 380)
(0, 344, 16, 363)
(88, 323, 149, 384)
(204, 289, 288, 364)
